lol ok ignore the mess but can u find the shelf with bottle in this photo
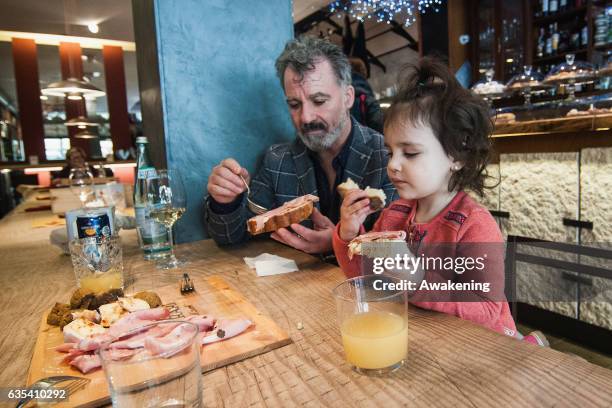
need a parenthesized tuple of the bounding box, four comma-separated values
(533, 14, 589, 62)
(534, 4, 587, 25)
(595, 43, 612, 52)
(534, 48, 588, 64)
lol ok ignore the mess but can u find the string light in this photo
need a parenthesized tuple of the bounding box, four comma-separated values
(330, 0, 444, 27)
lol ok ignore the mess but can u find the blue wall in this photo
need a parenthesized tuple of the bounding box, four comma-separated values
(153, 0, 294, 243)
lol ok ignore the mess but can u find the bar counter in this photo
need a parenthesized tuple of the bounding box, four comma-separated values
(1, 195, 612, 407)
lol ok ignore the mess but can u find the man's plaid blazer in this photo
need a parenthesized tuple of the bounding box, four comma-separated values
(204, 119, 397, 246)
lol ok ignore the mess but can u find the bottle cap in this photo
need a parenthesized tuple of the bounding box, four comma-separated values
(136, 136, 148, 144)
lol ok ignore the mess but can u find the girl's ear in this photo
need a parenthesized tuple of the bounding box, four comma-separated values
(344, 85, 355, 110)
(450, 157, 464, 172)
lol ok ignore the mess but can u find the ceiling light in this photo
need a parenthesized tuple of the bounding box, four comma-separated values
(41, 77, 105, 98)
(87, 23, 99, 34)
(330, 0, 444, 27)
(78, 125, 86, 129)
(65, 116, 99, 128)
(81, 55, 88, 61)
(92, 71, 101, 78)
(39, 95, 48, 101)
(67, 93, 83, 100)
(74, 130, 98, 139)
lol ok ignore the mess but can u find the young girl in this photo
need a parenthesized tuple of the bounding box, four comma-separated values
(333, 58, 546, 345)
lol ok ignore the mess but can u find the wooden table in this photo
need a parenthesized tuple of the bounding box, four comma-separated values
(1, 197, 612, 407)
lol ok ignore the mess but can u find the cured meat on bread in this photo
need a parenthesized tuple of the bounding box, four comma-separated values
(347, 230, 407, 260)
(337, 178, 386, 211)
(247, 194, 319, 235)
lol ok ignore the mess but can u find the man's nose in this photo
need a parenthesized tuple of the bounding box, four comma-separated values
(300, 103, 316, 124)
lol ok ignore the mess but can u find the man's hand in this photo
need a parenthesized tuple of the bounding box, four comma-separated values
(270, 208, 335, 254)
(207, 158, 250, 204)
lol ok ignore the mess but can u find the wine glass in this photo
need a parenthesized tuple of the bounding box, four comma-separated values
(145, 169, 187, 269)
(69, 167, 95, 207)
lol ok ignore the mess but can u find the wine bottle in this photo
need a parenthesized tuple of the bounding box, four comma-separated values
(552, 23, 560, 54)
(134, 137, 171, 260)
(537, 28, 545, 58)
(549, 0, 558, 14)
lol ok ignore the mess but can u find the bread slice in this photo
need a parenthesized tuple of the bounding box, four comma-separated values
(247, 194, 319, 235)
(337, 178, 386, 211)
(364, 187, 386, 211)
(347, 230, 407, 260)
(337, 178, 360, 198)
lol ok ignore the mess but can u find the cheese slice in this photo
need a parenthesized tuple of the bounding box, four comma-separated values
(99, 302, 126, 327)
(118, 297, 150, 313)
(62, 318, 106, 343)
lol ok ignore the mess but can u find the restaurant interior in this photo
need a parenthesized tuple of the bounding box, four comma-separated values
(0, 0, 611, 407)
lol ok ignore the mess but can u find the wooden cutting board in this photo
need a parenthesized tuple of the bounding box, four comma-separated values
(26, 275, 292, 407)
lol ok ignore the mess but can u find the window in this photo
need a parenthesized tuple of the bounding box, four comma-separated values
(44, 138, 71, 160)
(100, 139, 114, 159)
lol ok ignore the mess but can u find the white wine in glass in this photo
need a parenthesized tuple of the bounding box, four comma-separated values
(144, 169, 187, 269)
(149, 207, 186, 227)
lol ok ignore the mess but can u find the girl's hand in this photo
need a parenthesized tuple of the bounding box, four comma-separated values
(339, 190, 376, 241)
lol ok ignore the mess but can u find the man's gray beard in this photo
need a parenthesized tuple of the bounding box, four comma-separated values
(297, 114, 347, 152)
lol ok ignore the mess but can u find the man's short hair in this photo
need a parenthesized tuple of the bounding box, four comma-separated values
(65, 146, 87, 161)
(349, 57, 368, 78)
(275, 36, 352, 90)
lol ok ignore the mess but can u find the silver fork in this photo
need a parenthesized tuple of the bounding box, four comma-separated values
(240, 175, 267, 215)
(15, 376, 91, 408)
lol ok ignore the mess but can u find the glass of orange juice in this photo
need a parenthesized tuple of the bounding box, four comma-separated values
(333, 275, 408, 375)
(69, 236, 124, 293)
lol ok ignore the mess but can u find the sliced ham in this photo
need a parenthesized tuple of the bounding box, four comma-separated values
(183, 315, 216, 332)
(76, 332, 115, 351)
(110, 322, 180, 349)
(62, 348, 88, 365)
(55, 342, 77, 352)
(202, 319, 252, 344)
(107, 307, 169, 337)
(69, 354, 102, 374)
(105, 348, 138, 361)
(347, 230, 407, 260)
(144, 324, 196, 357)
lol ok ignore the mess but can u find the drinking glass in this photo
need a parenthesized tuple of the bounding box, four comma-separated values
(69, 167, 95, 207)
(99, 321, 203, 408)
(145, 169, 187, 269)
(333, 275, 408, 375)
(69, 235, 124, 293)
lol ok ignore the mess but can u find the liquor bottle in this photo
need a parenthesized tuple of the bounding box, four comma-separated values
(559, 27, 569, 52)
(560, 0, 567, 12)
(542, 0, 549, 16)
(537, 28, 545, 58)
(581, 24, 588, 47)
(546, 26, 553, 55)
(552, 23, 560, 53)
(550, 0, 558, 14)
(134, 136, 171, 260)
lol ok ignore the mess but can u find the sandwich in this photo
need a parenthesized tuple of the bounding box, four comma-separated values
(347, 230, 407, 260)
(247, 194, 319, 235)
(337, 178, 386, 211)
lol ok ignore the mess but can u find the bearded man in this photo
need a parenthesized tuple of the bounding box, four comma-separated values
(203, 36, 396, 256)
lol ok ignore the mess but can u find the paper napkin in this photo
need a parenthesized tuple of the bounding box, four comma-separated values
(243, 253, 299, 277)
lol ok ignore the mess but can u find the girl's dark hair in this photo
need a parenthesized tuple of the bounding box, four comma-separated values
(385, 57, 494, 197)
